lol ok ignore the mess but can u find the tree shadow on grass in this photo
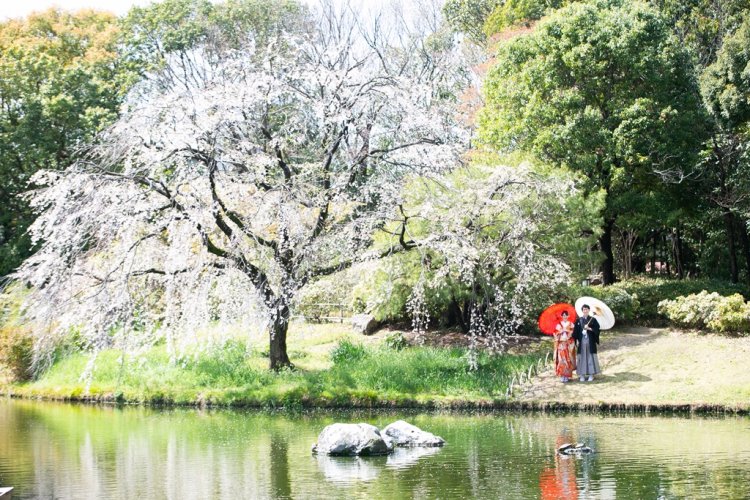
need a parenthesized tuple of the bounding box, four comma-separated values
(594, 372, 651, 383)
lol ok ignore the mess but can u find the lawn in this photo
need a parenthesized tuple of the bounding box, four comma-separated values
(3, 323, 544, 408)
(519, 327, 750, 411)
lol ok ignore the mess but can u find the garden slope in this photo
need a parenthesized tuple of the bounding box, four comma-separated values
(518, 327, 750, 411)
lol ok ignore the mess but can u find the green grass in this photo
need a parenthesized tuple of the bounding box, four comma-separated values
(4, 338, 542, 408)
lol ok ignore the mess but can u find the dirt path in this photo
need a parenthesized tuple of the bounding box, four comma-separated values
(517, 327, 750, 409)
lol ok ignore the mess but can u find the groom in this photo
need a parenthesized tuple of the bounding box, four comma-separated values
(572, 304, 601, 382)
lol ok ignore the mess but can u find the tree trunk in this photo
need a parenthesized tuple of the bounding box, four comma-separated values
(450, 296, 469, 333)
(619, 229, 637, 278)
(737, 217, 750, 285)
(269, 304, 293, 370)
(650, 230, 657, 275)
(600, 219, 615, 285)
(724, 209, 739, 283)
(673, 227, 685, 280)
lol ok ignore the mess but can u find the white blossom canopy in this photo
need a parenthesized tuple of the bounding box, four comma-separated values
(15, 8, 474, 369)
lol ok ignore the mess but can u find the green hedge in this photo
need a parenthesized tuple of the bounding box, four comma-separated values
(564, 276, 749, 325)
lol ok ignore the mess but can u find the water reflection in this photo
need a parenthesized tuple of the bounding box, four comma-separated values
(539, 433, 577, 500)
(315, 455, 385, 483)
(314, 445, 445, 484)
(1, 400, 750, 499)
(270, 433, 292, 498)
(387, 446, 443, 469)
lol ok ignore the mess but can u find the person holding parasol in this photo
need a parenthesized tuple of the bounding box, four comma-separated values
(553, 310, 577, 383)
(538, 304, 577, 383)
(573, 301, 602, 382)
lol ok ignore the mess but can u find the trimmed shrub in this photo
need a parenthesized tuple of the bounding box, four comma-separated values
(658, 291, 750, 333)
(383, 332, 408, 351)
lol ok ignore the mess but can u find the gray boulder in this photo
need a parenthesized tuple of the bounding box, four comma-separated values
(381, 420, 446, 448)
(312, 423, 393, 456)
(351, 314, 378, 335)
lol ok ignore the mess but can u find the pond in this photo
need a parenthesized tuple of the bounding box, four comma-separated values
(1, 399, 749, 499)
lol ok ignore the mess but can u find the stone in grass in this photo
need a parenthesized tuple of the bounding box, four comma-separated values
(312, 423, 393, 456)
(351, 314, 378, 335)
(381, 420, 446, 448)
(557, 442, 593, 455)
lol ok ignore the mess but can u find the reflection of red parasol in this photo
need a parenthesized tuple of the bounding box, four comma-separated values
(538, 303, 577, 336)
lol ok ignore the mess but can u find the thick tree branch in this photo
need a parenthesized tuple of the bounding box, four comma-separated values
(261, 126, 293, 181)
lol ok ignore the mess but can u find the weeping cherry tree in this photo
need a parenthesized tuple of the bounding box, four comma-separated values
(15, 7, 471, 370)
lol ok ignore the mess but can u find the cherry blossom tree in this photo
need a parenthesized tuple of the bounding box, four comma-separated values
(15, 6, 472, 370)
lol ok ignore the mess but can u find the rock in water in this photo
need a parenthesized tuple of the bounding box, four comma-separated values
(381, 420, 446, 447)
(312, 423, 393, 456)
(351, 314, 378, 335)
(557, 442, 593, 455)
(557, 443, 574, 453)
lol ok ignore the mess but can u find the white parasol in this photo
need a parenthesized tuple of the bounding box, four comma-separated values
(575, 296, 615, 330)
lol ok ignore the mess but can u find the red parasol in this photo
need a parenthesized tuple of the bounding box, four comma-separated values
(538, 303, 577, 336)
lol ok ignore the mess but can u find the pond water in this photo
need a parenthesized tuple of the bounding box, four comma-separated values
(1, 399, 750, 499)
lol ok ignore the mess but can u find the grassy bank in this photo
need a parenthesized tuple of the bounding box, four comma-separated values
(1, 325, 544, 408)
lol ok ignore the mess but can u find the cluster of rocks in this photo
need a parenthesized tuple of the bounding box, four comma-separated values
(557, 443, 594, 456)
(312, 420, 445, 456)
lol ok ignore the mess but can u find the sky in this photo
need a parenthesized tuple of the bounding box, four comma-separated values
(0, 0, 395, 20)
(0, 0, 154, 19)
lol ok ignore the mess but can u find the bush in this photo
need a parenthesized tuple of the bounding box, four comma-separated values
(566, 276, 749, 324)
(658, 291, 750, 333)
(0, 324, 34, 382)
(564, 283, 640, 322)
(0, 285, 35, 382)
(383, 332, 408, 351)
(330, 340, 368, 365)
(710, 294, 750, 332)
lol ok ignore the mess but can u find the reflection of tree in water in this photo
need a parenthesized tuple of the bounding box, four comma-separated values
(270, 433, 292, 499)
(4, 405, 750, 499)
